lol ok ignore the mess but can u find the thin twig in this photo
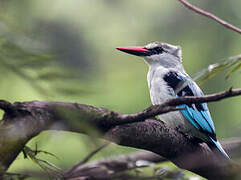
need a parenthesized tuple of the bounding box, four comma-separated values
(67, 142, 110, 176)
(177, 0, 241, 34)
(114, 88, 241, 125)
(79, 142, 110, 165)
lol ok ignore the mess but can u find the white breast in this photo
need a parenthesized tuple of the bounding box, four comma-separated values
(147, 66, 171, 105)
(147, 66, 187, 128)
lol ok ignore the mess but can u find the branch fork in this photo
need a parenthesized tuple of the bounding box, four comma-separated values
(0, 88, 240, 179)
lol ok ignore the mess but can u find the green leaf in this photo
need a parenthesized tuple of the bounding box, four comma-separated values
(193, 54, 241, 84)
(225, 62, 241, 80)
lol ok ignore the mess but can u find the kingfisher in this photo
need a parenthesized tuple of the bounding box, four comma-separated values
(116, 41, 229, 159)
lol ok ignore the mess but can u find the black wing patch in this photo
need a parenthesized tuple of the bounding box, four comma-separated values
(163, 71, 204, 111)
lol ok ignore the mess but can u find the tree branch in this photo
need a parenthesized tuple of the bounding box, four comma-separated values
(64, 151, 167, 180)
(25, 139, 241, 180)
(67, 142, 110, 176)
(177, 0, 241, 34)
(64, 141, 241, 180)
(113, 88, 241, 125)
(0, 88, 241, 179)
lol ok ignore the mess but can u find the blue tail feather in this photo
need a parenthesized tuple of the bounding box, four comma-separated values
(210, 137, 230, 159)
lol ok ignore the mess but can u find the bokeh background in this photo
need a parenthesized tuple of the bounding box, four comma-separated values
(0, 0, 240, 179)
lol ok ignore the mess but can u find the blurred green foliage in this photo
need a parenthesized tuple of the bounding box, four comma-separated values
(193, 54, 241, 83)
(0, 0, 240, 179)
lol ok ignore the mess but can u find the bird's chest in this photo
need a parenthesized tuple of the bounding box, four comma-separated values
(147, 69, 173, 105)
(147, 68, 188, 130)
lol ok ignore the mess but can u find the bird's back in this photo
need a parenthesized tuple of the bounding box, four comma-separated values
(147, 65, 213, 141)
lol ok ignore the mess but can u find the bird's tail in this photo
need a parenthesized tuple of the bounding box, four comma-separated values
(207, 137, 230, 160)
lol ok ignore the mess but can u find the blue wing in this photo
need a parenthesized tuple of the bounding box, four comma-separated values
(163, 71, 216, 138)
(178, 81, 216, 137)
(163, 71, 229, 158)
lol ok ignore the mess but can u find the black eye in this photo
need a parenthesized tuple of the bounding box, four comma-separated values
(152, 47, 164, 54)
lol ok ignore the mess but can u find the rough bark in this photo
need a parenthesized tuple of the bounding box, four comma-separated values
(64, 140, 241, 180)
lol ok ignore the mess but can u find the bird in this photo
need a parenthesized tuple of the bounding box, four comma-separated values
(116, 41, 229, 159)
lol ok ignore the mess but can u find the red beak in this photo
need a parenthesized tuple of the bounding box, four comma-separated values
(116, 46, 149, 56)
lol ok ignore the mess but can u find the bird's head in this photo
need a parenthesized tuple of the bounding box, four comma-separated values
(117, 42, 182, 68)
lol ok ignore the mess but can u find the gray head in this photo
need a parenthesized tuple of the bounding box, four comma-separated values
(117, 41, 182, 68)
